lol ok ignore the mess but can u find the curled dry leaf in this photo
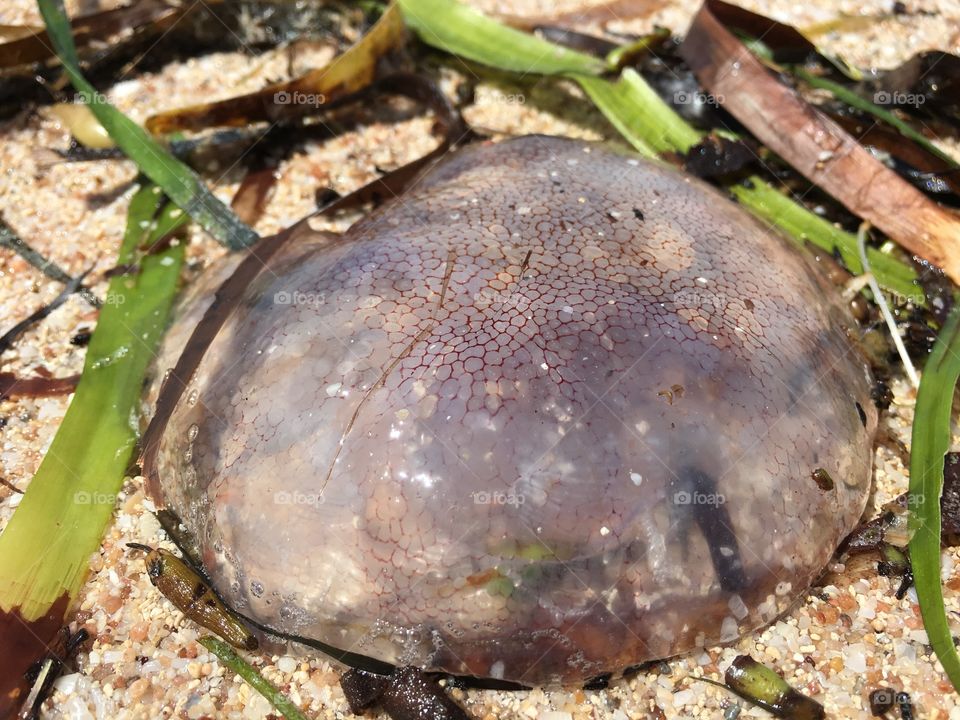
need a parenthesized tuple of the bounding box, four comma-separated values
(0, 0, 181, 68)
(680, 0, 960, 284)
(144, 3, 406, 134)
(877, 50, 960, 122)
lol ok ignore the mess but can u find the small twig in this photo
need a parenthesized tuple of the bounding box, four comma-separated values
(0, 268, 93, 356)
(0, 216, 100, 308)
(0, 372, 81, 400)
(198, 637, 310, 720)
(0, 477, 23, 494)
(857, 222, 920, 388)
(54, 127, 270, 164)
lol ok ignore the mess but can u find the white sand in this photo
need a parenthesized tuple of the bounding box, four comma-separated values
(2, 0, 960, 718)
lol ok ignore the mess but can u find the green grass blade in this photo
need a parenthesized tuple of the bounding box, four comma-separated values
(574, 69, 701, 154)
(0, 183, 184, 620)
(397, 0, 604, 75)
(37, 0, 258, 250)
(573, 74, 658, 156)
(199, 637, 310, 720)
(731, 179, 921, 303)
(909, 303, 960, 693)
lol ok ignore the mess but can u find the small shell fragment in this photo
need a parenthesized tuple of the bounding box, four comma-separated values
(49, 103, 114, 150)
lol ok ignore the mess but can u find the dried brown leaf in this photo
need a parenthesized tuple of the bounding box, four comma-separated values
(230, 166, 279, 227)
(681, 0, 960, 283)
(144, 3, 406, 134)
(0, 0, 181, 68)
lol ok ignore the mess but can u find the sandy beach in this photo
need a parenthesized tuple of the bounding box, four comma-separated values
(2, 0, 960, 717)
